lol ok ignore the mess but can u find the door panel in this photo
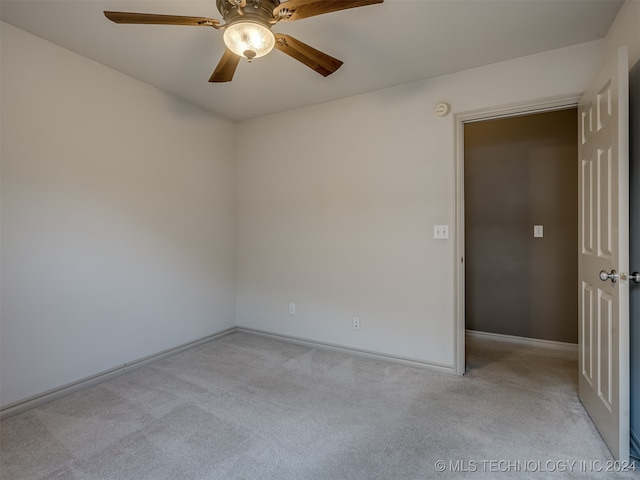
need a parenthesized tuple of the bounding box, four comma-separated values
(578, 47, 629, 461)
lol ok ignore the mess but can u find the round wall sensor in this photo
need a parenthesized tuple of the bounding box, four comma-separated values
(434, 102, 450, 117)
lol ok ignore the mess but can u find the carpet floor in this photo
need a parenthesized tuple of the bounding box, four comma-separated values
(1, 332, 638, 479)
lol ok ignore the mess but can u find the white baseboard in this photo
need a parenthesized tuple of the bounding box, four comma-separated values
(237, 327, 455, 374)
(466, 329, 578, 352)
(0, 327, 237, 420)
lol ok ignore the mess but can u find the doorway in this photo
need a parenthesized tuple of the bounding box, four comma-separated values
(463, 109, 578, 344)
(453, 95, 581, 375)
(454, 53, 633, 461)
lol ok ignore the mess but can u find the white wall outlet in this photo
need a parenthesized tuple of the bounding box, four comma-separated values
(289, 303, 296, 315)
(534, 225, 543, 238)
(352, 317, 360, 331)
(434, 225, 449, 239)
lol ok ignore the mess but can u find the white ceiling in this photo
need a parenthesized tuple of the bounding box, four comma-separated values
(0, 0, 624, 121)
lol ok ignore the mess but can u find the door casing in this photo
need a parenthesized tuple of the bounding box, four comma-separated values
(453, 94, 582, 375)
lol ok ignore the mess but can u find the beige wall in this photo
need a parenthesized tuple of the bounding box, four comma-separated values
(1, 23, 237, 407)
(464, 109, 578, 344)
(235, 41, 605, 370)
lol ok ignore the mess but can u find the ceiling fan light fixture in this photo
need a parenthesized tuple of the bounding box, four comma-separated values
(223, 21, 275, 61)
(104, 0, 385, 82)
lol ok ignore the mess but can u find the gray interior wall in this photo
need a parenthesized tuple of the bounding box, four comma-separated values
(629, 59, 640, 460)
(464, 109, 578, 343)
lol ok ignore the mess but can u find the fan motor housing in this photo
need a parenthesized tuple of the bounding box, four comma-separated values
(216, 0, 281, 25)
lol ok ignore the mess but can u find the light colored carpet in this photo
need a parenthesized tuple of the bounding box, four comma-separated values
(1, 332, 638, 479)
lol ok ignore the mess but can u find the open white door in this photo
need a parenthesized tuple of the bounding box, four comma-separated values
(578, 46, 630, 461)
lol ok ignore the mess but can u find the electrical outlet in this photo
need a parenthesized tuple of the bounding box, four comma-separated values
(352, 317, 360, 331)
(289, 303, 296, 315)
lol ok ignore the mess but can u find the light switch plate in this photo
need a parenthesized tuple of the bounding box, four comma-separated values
(534, 225, 543, 238)
(434, 225, 449, 239)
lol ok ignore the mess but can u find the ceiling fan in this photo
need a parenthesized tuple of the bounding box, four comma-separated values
(104, 0, 384, 83)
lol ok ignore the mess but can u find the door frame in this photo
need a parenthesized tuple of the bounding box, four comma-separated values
(453, 93, 582, 375)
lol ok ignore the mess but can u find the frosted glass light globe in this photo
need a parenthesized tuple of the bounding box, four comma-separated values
(223, 21, 275, 61)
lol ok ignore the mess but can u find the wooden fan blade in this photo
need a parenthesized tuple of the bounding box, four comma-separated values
(104, 11, 220, 28)
(209, 49, 241, 83)
(274, 34, 343, 77)
(273, 0, 383, 22)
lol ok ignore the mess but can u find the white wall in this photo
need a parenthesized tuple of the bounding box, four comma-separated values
(235, 40, 605, 369)
(0, 23, 237, 407)
(605, 0, 640, 69)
